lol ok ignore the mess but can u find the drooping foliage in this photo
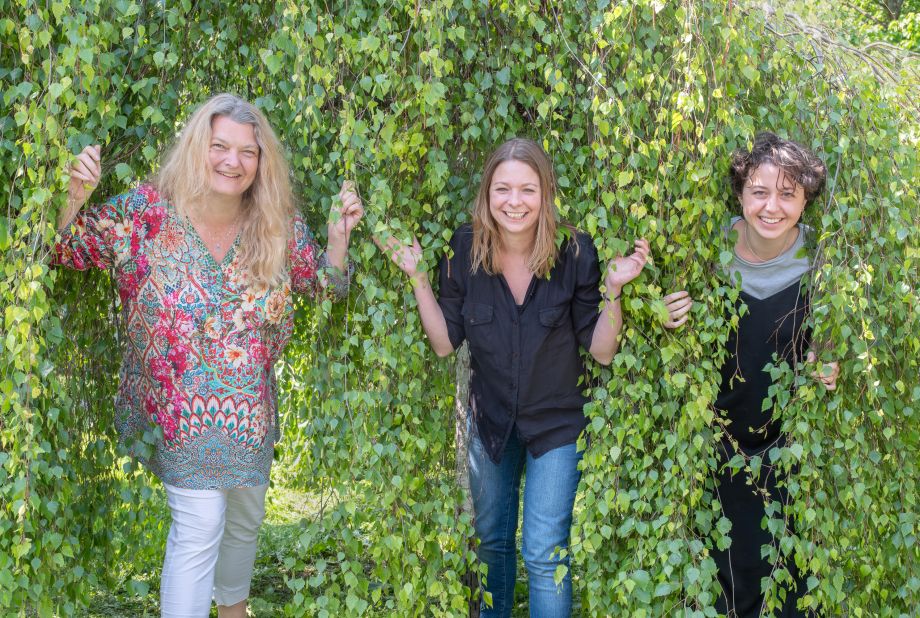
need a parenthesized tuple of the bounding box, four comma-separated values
(850, 0, 920, 50)
(1, 1, 917, 616)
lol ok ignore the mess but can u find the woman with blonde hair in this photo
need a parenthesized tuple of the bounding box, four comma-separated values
(378, 138, 682, 616)
(57, 93, 363, 617)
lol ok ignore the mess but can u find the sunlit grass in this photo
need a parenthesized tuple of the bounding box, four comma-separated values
(85, 478, 573, 616)
(85, 481, 324, 617)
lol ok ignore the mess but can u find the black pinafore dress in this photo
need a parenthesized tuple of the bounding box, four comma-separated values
(713, 279, 811, 617)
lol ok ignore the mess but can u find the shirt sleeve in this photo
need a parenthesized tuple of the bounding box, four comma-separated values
(289, 214, 352, 299)
(289, 214, 322, 296)
(571, 233, 603, 351)
(437, 227, 468, 350)
(54, 187, 154, 271)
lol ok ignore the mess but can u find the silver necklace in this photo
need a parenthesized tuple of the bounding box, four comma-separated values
(194, 214, 242, 253)
(744, 220, 791, 263)
(213, 220, 240, 252)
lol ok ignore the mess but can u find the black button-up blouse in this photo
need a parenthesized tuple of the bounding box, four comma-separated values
(438, 224, 603, 463)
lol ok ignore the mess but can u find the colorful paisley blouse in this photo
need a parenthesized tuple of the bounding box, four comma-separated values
(55, 185, 348, 489)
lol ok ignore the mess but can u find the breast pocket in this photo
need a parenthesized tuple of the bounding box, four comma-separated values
(461, 302, 494, 350)
(462, 302, 494, 326)
(539, 303, 569, 328)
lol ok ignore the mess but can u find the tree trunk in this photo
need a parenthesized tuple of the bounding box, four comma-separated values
(880, 0, 904, 20)
(454, 342, 480, 618)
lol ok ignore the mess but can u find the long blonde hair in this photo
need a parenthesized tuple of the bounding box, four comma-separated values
(156, 93, 294, 289)
(471, 138, 559, 278)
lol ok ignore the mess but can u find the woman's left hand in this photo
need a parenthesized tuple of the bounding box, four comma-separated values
(662, 290, 693, 329)
(807, 350, 840, 391)
(604, 238, 650, 295)
(328, 180, 364, 242)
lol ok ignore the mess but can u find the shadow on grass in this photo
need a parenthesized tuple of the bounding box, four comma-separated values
(85, 485, 319, 616)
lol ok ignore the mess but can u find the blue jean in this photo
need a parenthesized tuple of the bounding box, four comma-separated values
(469, 428, 583, 618)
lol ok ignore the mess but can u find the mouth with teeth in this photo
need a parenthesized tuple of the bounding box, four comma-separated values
(503, 211, 527, 220)
(758, 216, 783, 224)
(216, 170, 241, 179)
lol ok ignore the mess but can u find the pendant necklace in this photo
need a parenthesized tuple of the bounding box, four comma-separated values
(213, 220, 240, 252)
(194, 212, 242, 254)
(744, 221, 791, 263)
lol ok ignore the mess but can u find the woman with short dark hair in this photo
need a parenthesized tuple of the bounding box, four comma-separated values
(665, 131, 839, 616)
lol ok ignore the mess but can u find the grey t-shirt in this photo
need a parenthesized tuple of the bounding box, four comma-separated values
(727, 216, 811, 300)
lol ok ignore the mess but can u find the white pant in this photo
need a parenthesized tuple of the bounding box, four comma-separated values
(159, 483, 268, 617)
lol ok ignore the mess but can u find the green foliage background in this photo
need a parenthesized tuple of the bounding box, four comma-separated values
(850, 0, 920, 50)
(1, 0, 917, 615)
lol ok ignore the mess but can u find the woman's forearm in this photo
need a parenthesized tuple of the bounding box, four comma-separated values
(588, 288, 624, 366)
(57, 200, 83, 232)
(411, 273, 455, 357)
(324, 236, 348, 272)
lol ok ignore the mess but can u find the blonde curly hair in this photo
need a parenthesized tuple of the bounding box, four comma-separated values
(156, 93, 294, 289)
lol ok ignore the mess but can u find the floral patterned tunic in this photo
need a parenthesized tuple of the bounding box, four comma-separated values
(55, 185, 347, 489)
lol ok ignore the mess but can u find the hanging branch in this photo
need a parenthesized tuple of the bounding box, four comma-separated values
(757, 3, 920, 119)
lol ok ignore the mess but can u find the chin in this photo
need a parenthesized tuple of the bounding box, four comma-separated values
(211, 180, 245, 195)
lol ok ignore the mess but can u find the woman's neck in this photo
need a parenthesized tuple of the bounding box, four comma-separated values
(737, 220, 798, 262)
(191, 194, 244, 225)
(499, 230, 534, 258)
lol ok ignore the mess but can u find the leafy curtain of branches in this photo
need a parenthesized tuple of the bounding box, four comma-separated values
(1, 0, 917, 615)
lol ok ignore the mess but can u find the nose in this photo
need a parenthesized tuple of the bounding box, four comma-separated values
(509, 189, 522, 205)
(223, 149, 241, 168)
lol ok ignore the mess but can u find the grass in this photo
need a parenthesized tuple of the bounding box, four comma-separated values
(84, 480, 561, 617)
(85, 483, 322, 617)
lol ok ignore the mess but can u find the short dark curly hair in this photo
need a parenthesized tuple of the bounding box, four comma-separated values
(729, 132, 827, 206)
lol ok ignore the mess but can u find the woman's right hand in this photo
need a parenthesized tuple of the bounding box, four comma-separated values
(662, 290, 693, 329)
(68, 145, 102, 209)
(374, 231, 454, 356)
(374, 233, 425, 280)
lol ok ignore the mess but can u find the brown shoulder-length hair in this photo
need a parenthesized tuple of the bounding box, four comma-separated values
(471, 138, 560, 278)
(729, 131, 827, 206)
(155, 93, 295, 290)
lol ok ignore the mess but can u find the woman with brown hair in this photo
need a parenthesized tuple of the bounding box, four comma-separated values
(378, 138, 682, 616)
(57, 93, 363, 617)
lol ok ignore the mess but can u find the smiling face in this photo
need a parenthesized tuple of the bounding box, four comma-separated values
(208, 115, 260, 203)
(488, 159, 543, 241)
(740, 162, 806, 244)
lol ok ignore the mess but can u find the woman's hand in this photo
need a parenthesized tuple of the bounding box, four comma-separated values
(60, 145, 101, 230)
(604, 238, 650, 296)
(807, 350, 840, 390)
(69, 145, 101, 207)
(662, 290, 693, 329)
(328, 180, 364, 242)
(374, 233, 425, 282)
(374, 231, 453, 356)
(324, 180, 364, 271)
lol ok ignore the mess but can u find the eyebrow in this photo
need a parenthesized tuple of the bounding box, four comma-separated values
(211, 136, 259, 149)
(746, 181, 800, 192)
(492, 181, 539, 187)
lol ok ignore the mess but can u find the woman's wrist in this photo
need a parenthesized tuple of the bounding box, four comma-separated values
(410, 270, 430, 289)
(603, 285, 623, 304)
(324, 236, 349, 271)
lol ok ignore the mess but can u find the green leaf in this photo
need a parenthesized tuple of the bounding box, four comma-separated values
(114, 163, 133, 180)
